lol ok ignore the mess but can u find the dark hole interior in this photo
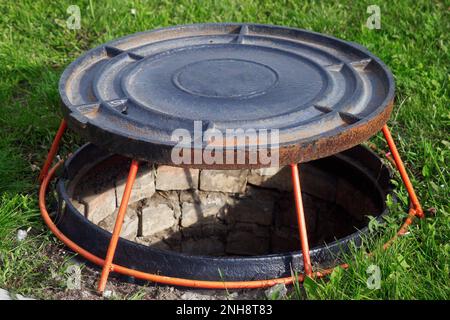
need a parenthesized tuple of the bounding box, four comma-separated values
(68, 150, 388, 257)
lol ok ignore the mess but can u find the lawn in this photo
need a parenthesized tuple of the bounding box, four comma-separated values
(0, 0, 448, 299)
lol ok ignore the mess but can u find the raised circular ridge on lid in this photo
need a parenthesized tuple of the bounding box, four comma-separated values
(59, 23, 395, 168)
(173, 58, 279, 98)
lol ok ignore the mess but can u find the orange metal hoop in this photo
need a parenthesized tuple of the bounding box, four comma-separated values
(38, 120, 425, 292)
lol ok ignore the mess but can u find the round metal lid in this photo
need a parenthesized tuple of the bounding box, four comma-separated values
(59, 23, 394, 168)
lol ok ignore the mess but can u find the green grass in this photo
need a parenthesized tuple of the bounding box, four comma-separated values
(297, 198, 450, 299)
(0, 0, 448, 299)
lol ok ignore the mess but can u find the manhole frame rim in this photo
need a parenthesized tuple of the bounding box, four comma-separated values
(54, 142, 394, 281)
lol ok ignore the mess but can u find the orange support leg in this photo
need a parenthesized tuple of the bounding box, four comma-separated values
(290, 164, 313, 277)
(38, 120, 67, 182)
(97, 159, 139, 294)
(381, 125, 424, 218)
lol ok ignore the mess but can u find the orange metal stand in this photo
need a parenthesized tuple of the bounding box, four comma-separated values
(38, 120, 425, 292)
(38, 120, 67, 182)
(290, 163, 313, 277)
(97, 159, 139, 293)
(381, 126, 424, 218)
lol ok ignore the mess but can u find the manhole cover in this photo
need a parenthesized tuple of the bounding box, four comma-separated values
(59, 23, 395, 167)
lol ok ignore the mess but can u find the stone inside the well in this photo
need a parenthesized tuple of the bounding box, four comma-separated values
(71, 161, 379, 256)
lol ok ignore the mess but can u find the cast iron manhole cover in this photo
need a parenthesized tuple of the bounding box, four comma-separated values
(59, 23, 394, 167)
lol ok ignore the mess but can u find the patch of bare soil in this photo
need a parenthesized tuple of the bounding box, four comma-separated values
(42, 245, 267, 300)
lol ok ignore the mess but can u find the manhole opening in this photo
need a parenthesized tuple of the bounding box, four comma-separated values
(68, 148, 388, 257)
